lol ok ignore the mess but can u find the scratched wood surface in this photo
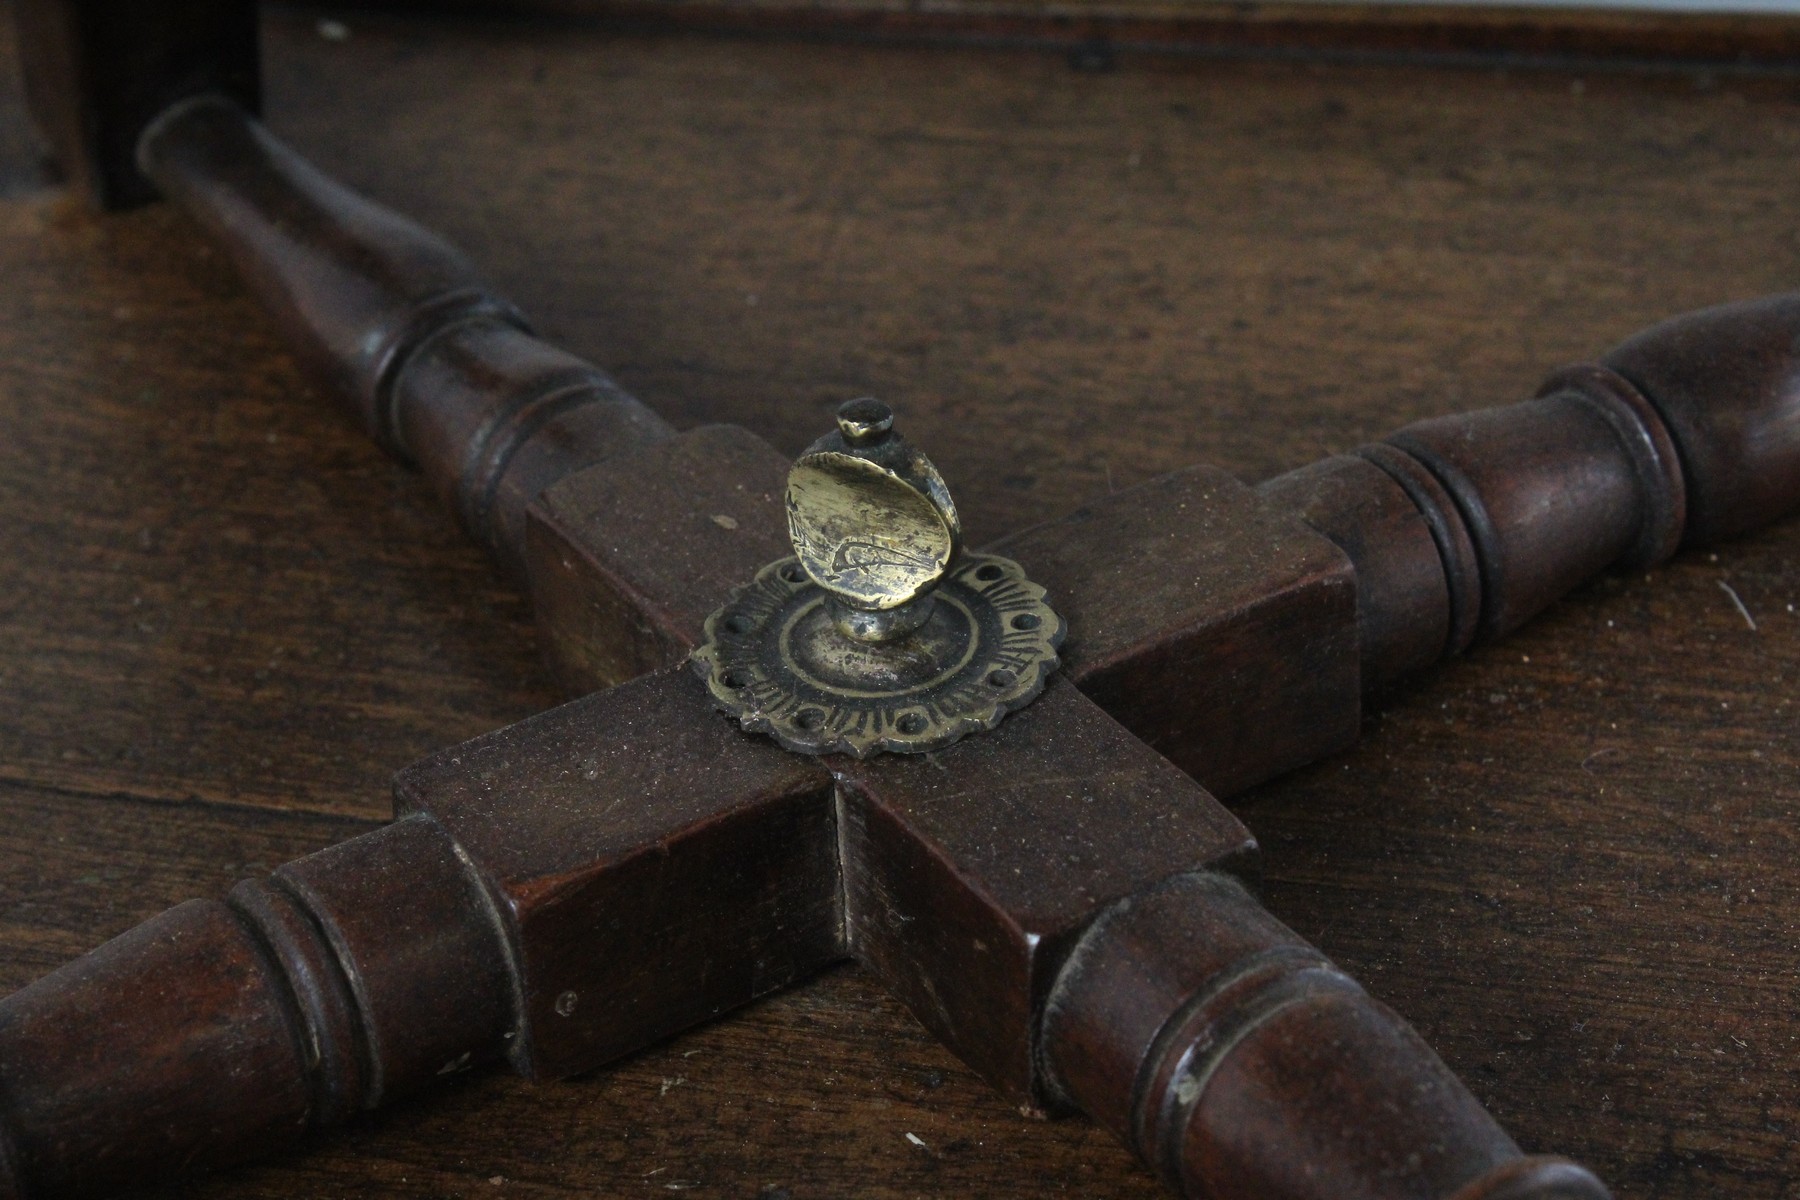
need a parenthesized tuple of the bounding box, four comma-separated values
(1, 4, 1797, 1197)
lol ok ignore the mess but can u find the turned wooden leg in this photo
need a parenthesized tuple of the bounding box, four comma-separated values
(1044, 872, 1610, 1200)
(0, 815, 513, 1200)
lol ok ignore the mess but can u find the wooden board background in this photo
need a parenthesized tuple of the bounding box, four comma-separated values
(376, 0, 1800, 72)
(2, 4, 1798, 1197)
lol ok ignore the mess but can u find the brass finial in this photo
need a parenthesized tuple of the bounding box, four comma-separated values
(833, 396, 895, 444)
(692, 399, 1063, 758)
(786, 399, 960, 642)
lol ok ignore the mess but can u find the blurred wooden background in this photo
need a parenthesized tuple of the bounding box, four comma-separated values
(367, 0, 1800, 71)
(1, 3, 1797, 1197)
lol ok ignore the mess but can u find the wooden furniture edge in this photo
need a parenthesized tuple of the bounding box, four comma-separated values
(353, 0, 1800, 69)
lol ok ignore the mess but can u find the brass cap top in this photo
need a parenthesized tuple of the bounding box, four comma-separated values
(835, 397, 894, 445)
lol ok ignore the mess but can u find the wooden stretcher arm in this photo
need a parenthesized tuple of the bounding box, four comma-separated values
(1260, 295, 1800, 693)
(1043, 870, 1609, 1200)
(0, 815, 517, 1200)
(136, 94, 675, 580)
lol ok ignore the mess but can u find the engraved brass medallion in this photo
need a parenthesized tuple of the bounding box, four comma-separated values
(692, 399, 1065, 757)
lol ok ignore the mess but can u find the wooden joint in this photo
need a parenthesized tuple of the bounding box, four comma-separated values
(371, 295, 533, 463)
(394, 670, 841, 1083)
(525, 425, 791, 691)
(390, 320, 675, 577)
(225, 878, 374, 1126)
(448, 366, 619, 552)
(268, 815, 519, 1103)
(1134, 946, 1351, 1191)
(991, 466, 1360, 797)
(1354, 440, 1483, 657)
(1535, 363, 1687, 570)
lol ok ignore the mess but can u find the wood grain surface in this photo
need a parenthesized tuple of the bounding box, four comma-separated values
(1, 5, 1797, 1197)
(376, 0, 1800, 74)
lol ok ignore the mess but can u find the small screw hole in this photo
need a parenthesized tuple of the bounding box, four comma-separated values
(986, 669, 1016, 689)
(896, 713, 927, 735)
(975, 563, 1004, 582)
(1011, 614, 1041, 631)
(796, 708, 826, 730)
(722, 671, 748, 689)
(780, 564, 806, 584)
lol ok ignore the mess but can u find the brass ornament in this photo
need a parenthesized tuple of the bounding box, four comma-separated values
(785, 395, 961, 642)
(692, 399, 1064, 758)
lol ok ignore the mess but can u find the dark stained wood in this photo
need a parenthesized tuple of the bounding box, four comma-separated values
(991, 465, 1359, 796)
(1256, 368, 1687, 654)
(14, 0, 255, 209)
(1380, 380, 1682, 640)
(0, 791, 1162, 1198)
(3, 9, 1800, 1200)
(837, 676, 1258, 1105)
(534, 442, 1363, 796)
(136, 93, 674, 579)
(0, 899, 317, 1197)
(1041, 871, 1605, 1200)
(6, 637, 1574, 1195)
(526, 424, 792, 690)
(372, 0, 1800, 73)
(1601, 294, 1800, 548)
(394, 668, 839, 1082)
(0, 812, 514, 1198)
(1382, 395, 1665, 641)
(838, 682, 1610, 1197)
(1258, 455, 1452, 687)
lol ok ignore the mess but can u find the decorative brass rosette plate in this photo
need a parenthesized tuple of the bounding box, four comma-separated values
(692, 551, 1064, 758)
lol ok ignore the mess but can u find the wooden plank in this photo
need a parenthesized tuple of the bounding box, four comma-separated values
(396, 669, 841, 1082)
(991, 465, 1359, 795)
(369, 0, 1800, 71)
(0, 5, 1796, 1196)
(526, 424, 792, 690)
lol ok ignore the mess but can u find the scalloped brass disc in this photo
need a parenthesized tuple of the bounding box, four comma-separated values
(691, 552, 1064, 758)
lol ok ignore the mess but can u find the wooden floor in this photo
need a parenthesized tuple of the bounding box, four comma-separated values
(1, 4, 1798, 1197)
